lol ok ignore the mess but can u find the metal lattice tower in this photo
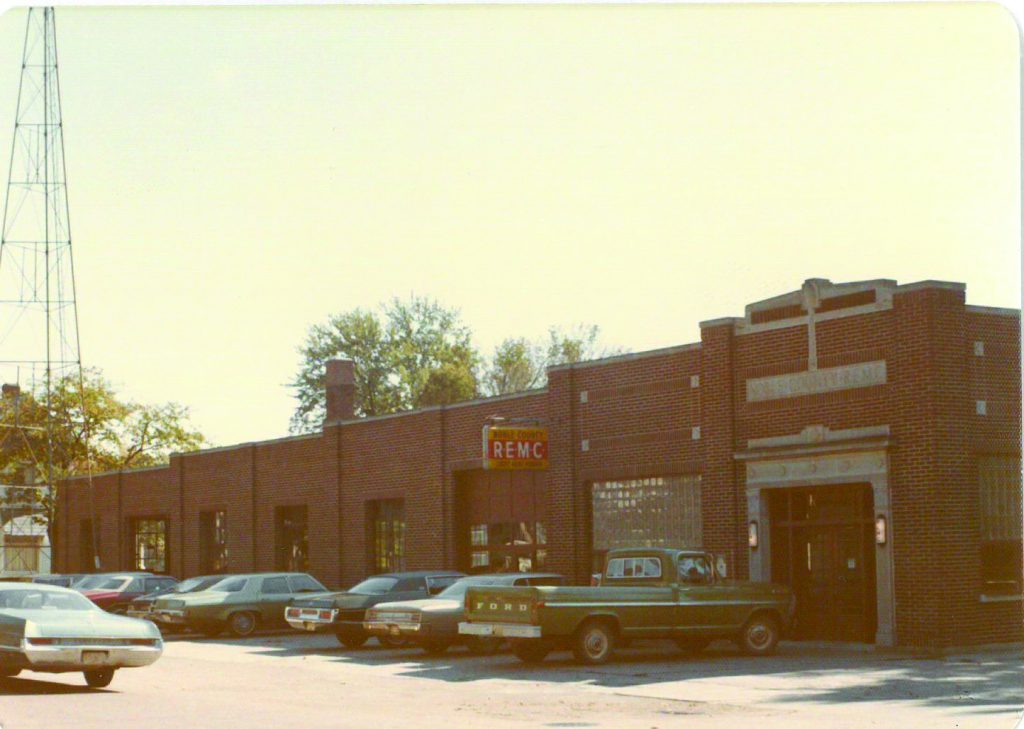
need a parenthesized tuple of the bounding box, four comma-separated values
(0, 7, 90, 575)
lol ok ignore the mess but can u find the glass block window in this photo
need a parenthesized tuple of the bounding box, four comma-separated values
(591, 475, 702, 553)
(979, 457, 1023, 596)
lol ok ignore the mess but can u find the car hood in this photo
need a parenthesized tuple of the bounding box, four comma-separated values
(81, 590, 122, 601)
(371, 598, 460, 613)
(0, 609, 160, 639)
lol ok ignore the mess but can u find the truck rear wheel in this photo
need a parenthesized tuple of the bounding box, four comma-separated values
(572, 620, 616, 665)
(737, 613, 780, 656)
(511, 640, 550, 663)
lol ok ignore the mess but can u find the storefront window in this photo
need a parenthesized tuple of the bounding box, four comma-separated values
(369, 499, 405, 572)
(467, 520, 546, 573)
(128, 517, 167, 573)
(979, 457, 1022, 596)
(199, 510, 229, 573)
(591, 475, 702, 571)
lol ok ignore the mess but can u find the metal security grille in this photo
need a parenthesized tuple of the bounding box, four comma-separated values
(591, 475, 702, 553)
(979, 457, 1023, 541)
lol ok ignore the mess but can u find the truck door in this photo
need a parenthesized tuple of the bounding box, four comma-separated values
(674, 555, 731, 634)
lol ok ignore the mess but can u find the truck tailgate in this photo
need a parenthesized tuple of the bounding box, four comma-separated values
(464, 586, 539, 624)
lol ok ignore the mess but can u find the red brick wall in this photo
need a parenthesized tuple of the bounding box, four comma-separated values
(53, 281, 1021, 648)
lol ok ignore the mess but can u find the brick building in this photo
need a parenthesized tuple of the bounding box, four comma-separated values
(56, 278, 1022, 648)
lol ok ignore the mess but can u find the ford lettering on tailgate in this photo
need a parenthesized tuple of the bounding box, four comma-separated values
(469, 589, 536, 623)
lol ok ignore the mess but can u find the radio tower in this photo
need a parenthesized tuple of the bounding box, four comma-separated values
(0, 7, 95, 574)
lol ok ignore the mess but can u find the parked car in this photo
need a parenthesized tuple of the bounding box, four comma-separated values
(0, 581, 163, 688)
(286, 570, 464, 648)
(364, 573, 563, 655)
(78, 574, 179, 614)
(151, 572, 328, 638)
(126, 574, 232, 622)
(71, 572, 152, 590)
(459, 547, 795, 665)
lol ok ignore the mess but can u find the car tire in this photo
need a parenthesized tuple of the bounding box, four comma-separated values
(737, 613, 780, 656)
(83, 668, 115, 688)
(0, 667, 21, 678)
(674, 637, 711, 655)
(572, 620, 616, 665)
(336, 628, 368, 649)
(511, 640, 550, 664)
(421, 639, 452, 655)
(466, 636, 502, 656)
(378, 633, 409, 648)
(228, 611, 258, 638)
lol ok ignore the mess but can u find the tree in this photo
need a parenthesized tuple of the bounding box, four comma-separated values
(483, 324, 626, 396)
(0, 368, 207, 543)
(289, 296, 480, 433)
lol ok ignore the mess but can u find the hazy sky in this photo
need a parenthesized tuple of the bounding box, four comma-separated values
(0, 3, 1017, 447)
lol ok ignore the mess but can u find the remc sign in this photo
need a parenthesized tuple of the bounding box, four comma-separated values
(482, 425, 548, 470)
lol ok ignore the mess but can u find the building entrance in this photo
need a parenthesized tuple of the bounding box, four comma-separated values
(769, 484, 877, 642)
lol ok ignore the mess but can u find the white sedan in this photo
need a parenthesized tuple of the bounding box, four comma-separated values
(0, 581, 163, 688)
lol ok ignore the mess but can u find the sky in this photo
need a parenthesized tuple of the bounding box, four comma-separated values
(0, 3, 1017, 447)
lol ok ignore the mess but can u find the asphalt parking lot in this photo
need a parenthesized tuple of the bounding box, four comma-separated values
(1, 632, 1021, 729)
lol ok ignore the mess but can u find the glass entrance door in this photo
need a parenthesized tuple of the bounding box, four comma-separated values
(770, 484, 876, 642)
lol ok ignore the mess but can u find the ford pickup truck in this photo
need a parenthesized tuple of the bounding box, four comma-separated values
(458, 547, 795, 664)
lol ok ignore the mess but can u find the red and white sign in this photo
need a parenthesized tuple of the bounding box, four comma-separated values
(483, 425, 548, 470)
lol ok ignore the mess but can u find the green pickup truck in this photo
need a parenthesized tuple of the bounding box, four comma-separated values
(458, 547, 795, 664)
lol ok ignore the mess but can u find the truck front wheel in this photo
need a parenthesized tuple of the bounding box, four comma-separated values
(511, 640, 550, 663)
(573, 620, 616, 665)
(737, 613, 780, 656)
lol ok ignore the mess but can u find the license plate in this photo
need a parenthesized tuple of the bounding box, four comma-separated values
(303, 622, 316, 631)
(82, 651, 107, 665)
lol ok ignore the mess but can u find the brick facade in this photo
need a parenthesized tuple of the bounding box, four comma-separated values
(56, 278, 1022, 648)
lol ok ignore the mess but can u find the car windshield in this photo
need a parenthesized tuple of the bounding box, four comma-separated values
(93, 577, 130, 591)
(436, 576, 503, 599)
(349, 577, 398, 595)
(72, 575, 107, 590)
(176, 576, 226, 593)
(0, 588, 96, 611)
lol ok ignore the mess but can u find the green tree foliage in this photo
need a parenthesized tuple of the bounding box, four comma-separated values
(290, 296, 479, 433)
(0, 369, 206, 479)
(483, 324, 625, 397)
(0, 369, 207, 538)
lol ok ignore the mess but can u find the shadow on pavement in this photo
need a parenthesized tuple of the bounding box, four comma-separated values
(0, 675, 112, 695)
(240, 635, 1024, 716)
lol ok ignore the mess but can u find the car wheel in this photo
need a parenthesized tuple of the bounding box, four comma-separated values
(511, 640, 550, 664)
(466, 636, 502, 656)
(336, 628, 368, 649)
(737, 613, 780, 656)
(0, 667, 21, 678)
(674, 637, 711, 655)
(228, 611, 258, 638)
(83, 668, 115, 688)
(378, 633, 409, 648)
(421, 639, 452, 655)
(572, 620, 616, 665)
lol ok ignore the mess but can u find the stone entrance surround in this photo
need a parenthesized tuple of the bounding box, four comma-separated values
(737, 424, 895, 646)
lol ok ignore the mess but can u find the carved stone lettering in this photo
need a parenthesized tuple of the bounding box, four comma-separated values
(746, 361, 886, 402)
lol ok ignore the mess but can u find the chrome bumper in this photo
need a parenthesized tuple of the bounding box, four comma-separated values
(458, 622, 541, 639)
(363, 621, 421, 636)
(152, 609, 187, 625)
(1, 640, 162, 670)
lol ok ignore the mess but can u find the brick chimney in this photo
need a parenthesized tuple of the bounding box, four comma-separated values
(324, 359, 356, 422)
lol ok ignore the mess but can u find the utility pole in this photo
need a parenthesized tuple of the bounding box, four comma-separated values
(0, 7, 96, 574)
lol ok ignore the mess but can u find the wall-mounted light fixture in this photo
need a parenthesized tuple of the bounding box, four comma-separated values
(748, 521, 759, 549)
(875, 515, 887, 545)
